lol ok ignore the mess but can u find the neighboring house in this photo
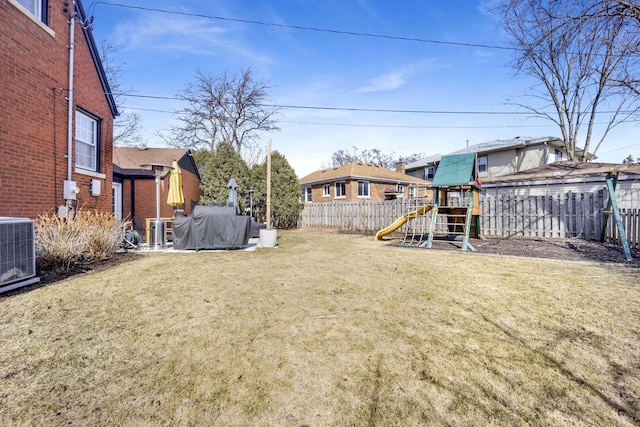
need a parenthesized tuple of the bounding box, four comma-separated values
(405, 154, 442, 181)
(406, 136, 577, 182)
(449, 136, 572, 179)
(299, 162, 431, 203)
(480, 161, 640, 198)
(1, 0, 118, 218)
(113, 147, 203, 230)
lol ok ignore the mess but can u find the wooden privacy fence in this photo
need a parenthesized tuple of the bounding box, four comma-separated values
(300, 191, 640, 248)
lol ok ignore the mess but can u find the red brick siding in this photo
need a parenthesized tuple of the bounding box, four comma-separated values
(0, 1, 114, 219)
(181, 170, 203, 213)
(120, 170, 203, 223)
(304, 180, 433, 203)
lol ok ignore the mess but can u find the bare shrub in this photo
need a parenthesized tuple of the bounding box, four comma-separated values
(76, 210, 123, 258)
(35, 210, 124, 269)
(35, 213, 89, 270)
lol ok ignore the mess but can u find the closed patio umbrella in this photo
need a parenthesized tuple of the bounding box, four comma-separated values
(167, 160, 184, 214)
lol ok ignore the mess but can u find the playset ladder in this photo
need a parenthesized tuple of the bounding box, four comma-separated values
(425, 188, 475, 252)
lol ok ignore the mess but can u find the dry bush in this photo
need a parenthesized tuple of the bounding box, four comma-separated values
(35, 212, 88, 269)
(35, 210, 124, 269)
(77, 210, 123, 258)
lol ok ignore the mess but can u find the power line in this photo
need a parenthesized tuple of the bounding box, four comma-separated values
(93, 1, 517, 52)
(262, 103, 531, 115)
(598, 142, 640, 154)
(119, 106, 616, 130)
(118, 100, 532, 115)
(76, 89, 640, 117)
(278, 120, 556, 129)
(107, 91, 532, 115)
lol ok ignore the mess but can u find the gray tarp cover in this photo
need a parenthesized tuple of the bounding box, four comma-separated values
(172, 205, 251, 250)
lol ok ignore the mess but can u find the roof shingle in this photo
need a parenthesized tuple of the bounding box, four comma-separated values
(113, 147, 190, 176)
(299, 162, 429, 185)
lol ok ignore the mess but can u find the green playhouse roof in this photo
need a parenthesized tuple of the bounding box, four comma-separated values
(431, 153, 477, 187)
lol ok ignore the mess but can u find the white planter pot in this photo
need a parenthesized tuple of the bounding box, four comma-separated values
(259, 229, 278, 248)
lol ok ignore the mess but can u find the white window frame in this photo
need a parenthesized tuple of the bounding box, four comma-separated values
(426, 166, 435, 180)
(554, 149, 563, 162)
(408, 187, 416, 198)
(358, 181, 370, 198)
(323, 184, 330, 197)
(75, 110, 99, 172)
(478, 155, 488, 173)
(335, 181, 346, 199)
(303, 187, 312, 203)
(12, 0, 48, 24)
(112, 182, 123, 222)
(396, 184, 404, 193)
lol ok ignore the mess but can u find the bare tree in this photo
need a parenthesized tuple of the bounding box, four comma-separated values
(165, 69, 280, 160)
(497, 0, 640, 161)
(330, 147, 424, 169)
(580, 1, 640, 95)
(100, 43, 143, 147)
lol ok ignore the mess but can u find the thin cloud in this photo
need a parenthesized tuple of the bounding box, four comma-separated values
(355, 71, 407, 94)
(110, 14, 271, 63)
(353, 58, 445, 94)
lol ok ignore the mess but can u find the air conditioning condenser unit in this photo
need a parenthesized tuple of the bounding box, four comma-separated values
(0, 218, 39, 293)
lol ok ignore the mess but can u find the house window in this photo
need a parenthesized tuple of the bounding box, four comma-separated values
(302, 187, 312, 202)
(335, 181, 346, 198)
(396, 184, 404, 193)
(358, 181, 370, 198)
(478, 156, 488, 173)
(75, 110, 100, 172)
(323, 184, 330, 197)
(554, 149, 563, 162)
(408, 187, 416, 198)
(426, 166, 435, 180)
(15, 0, 48, 24)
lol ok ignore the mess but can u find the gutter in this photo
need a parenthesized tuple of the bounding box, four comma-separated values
(66, 2, 75, 183)
(482, 173, 640, 189)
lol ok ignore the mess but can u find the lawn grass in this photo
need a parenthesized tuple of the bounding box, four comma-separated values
(1, 229, 639, 426)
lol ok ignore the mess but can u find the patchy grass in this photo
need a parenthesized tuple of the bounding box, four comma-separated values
(1, 229, 639, 426)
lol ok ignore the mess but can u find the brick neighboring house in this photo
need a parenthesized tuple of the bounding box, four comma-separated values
(1, 0, 118, 218)
(406, 136, 581, 181)
(112, 147, 203, 232)
(299, 162, 431, 203)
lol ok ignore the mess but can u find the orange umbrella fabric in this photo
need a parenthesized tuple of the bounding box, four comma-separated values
(167, 160, 185, 208)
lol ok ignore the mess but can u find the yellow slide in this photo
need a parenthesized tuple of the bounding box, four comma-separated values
(375, 205, 433, 240)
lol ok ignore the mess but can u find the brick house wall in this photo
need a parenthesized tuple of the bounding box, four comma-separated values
(301, 163, 432, 204)
(306, 180, 431, 203)
(114, 148, 204, 230)
(120, 169, 202, 223)
(0, 0, 115, 219)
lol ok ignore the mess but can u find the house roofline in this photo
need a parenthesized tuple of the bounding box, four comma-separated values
(76, 0, 118, 118)
(301, 174, 429, 186)
(482, 173, 639, 189)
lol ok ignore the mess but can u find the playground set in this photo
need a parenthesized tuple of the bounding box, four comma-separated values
(376, 153, 482, 251)
(376, 155, 634, 261)
(601, 169, 633, 262)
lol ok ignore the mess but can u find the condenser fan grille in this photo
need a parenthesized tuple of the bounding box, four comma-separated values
(0, 218, 37, 288)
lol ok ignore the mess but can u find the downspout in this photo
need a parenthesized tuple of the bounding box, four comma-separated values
(66, 2, 75, 183)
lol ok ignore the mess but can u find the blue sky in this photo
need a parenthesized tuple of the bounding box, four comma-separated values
(89, 0, 640, 177)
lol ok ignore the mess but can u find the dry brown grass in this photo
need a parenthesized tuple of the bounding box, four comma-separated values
(1, 229, 639, 426)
